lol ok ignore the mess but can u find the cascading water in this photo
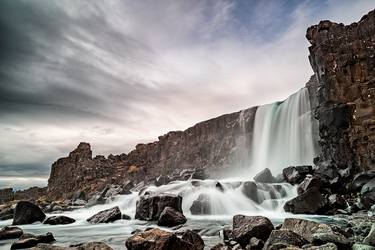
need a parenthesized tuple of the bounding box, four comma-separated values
(0, 87, 319, 250)
(251, 87, 317, 175)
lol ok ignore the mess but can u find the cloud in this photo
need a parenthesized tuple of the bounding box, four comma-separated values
(0, 0, 374, 189)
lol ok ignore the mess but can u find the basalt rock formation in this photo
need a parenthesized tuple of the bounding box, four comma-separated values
(47, 108, 256, 199)
(307, 10, 375, 173)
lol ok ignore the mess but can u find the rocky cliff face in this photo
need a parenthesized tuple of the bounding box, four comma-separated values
(47, 107, 257, 199)
(307, 9, 375, 172)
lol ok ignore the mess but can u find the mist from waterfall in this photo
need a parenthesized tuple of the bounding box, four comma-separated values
(250, 87, 317, 176)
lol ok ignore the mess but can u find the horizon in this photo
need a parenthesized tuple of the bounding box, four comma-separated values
(1, 0, 374, 189)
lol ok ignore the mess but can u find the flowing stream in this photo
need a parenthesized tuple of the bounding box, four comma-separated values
(0, 88, 322, 250)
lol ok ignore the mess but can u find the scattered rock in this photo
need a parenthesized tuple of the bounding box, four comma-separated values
(0, 226, 23, 240)
(210, 243, 232, 250)
(312, 232, 352, 249)
(70, 241, 113, 249)
(242, 181, 259, 203)
(181, 230, 204, 250)
(281, 218, 334, 242)
(87, 206, 121, 223)
(254, 168, 275, 183)
(247, 237, 264, 250)
(157, 206, 187, 227)
(44, 216, 76, 225)
(135, 193, 183, 221)
(351, 172, 375, 192)
(302, 243, 338, 250)
(328, 194, 347, 210)
(13, 201, 46, 225)
(125, 228, 192, 250)
(232, 215, 274, 247)
(298, 175, 322, 195)
(283, 166, 312, 185)
(190, 194, 211, 215)
(11, 232, 55, 249)
(263, 229, 308, 250)
(283, 188, 328, 214)
(155, 175, 171, 187)
(122, 214, 131, 220)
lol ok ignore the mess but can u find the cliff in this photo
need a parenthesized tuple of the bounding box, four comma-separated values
(47, 107, 257, 199)
(307, 9, 375, 172)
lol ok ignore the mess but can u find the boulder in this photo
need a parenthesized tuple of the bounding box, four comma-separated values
(247, 237, 264, 250)
(328, 194, 347, 210)
(210, 243, 232, 250)
(11, 232, 55, 249)
(312, 233, 352, 250)
(12, 201, 46, 225)
(70, 242, 113, 249)
(181, 230, 204, 250)
(44, 216, 76, 225)
(0, 206, 14, 220)
(298, 175, 322, 195)
(242, 181, 259, 203)
(125, 228, 192, 250)
(263, 229, 308, 250)
(364, 224, 375, 247)
(352, 243, 375, 250)
(122, 214, 131, 220)
(360, 179, 375, 209)
(254, 168, 275, 183)
(280, 218, 334, 242)
(351, 171, 375, 191)
(283, 188, 328, 214)
(283, 166, 312, 185)
(155, 175, 171, 187)
(303, 243, 338, 250)
(157, 207, 187, 227)
(0, 226, 23, 240)
(135, 193, 183, 221)
(31, 244, 68, 250)
(190, 194, 211, 215)
(87, 206, 121, 223)
(191, 168, 208, 180)
(232, 215, 274, 247)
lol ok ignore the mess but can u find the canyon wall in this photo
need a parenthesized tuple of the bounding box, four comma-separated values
(47, 107, 256, 199)
(307, 10, 375, 172)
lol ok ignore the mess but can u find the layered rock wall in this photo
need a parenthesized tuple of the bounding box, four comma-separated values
(47, 107, 257, 199)
(307, 10, 375, 172)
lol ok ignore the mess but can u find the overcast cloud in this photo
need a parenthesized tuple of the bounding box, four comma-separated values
(0, 0, 374, 189)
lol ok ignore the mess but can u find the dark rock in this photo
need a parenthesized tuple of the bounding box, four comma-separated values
(87, 206, 121, 223)
(280, 218, 334, 242)
(351, 172, 375, 192)
(247, 237, 264, 250)
(232, 215, 274, 247)
(328, 194, 347, 210)
(312, 233, 352, 250)
(283, 166, 312, 185)
(121, 180, 134, 195)
(31, 243, 68, 250)
(190, 194, 211, 215)
(157, 207, 187, 227)
(360, 179, 375, 209)
(242, 181, 259, 203)
(298, 175, 322, 195)
(11, 232, 55, 249)
(125, 228, 192, 250)
(283, 188, 328, 214)
(254, 168, 275, 183)
(13, 201, 46, 225)
(215, 182, 225, 192)
(71, 190, 86, 201)
(69, 242, 113, 249)
(43, 216, 76, 225)
(135, 193, 182, 221)
(191, 168, 209, 180)
(0, 226, 23, 240)
(122, 214, 131, 220)
(223, 228, 233, 242)
(181, 230, 204, 250)
(263, 229, 309, 250)
(303, 243, 338, 250)
(155, 175, 171, 187)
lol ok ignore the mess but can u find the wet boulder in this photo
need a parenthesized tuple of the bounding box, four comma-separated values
(0, 226, 23, 240)
(191, 168, 209, 180)
(13, 201, 46, 225)
(87, 206, 121, 223)
(125, 228, 192, 250)
(157, 207, 187, 227)
(155, 175, 171, 187)
(70, 242, 113, 249)
(135, 193, 183, 221)
(11, 232, 55, 249)
(283, 166, 312, 185)
(263, 229, 308, 250)
(181, 230, 205, 250)
(232, 215, 274, 247)
(312, 232, 352, 250)
(328, 194, 347, 210)
(283, 188, 328, 214)
(247, 237, 264, 250)
(280, 218, 334, 242)
(253, 168, 276, 183)
(297, 175, 322, 195)
(242, 181, 259, 203)
(210, 243, 232, 250)
(190, 194, 211, 215)
(43, 216, 76, 225)
(360, 179, 375, 209)
(351, 171, 375, 192)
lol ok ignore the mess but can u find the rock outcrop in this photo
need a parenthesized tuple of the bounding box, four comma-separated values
(47, 108, 256, 199)
(307, 9, 375, 172)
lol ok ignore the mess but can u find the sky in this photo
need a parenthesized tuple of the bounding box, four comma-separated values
(0, 0, 374, 189)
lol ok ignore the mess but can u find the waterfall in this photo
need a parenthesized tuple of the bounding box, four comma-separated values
(251, 87, 317, 176)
